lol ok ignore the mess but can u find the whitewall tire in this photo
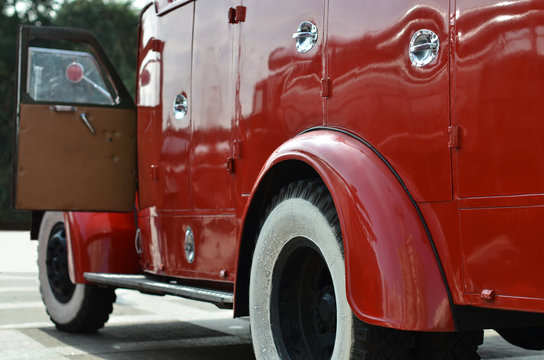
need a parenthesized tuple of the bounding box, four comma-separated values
(38, 211, 115, 333)
(249, 180, 414, 359)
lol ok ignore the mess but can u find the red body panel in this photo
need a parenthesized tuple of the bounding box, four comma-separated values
(461, 206, 544, 305)
(455, 0, 544, 198)
(454, 0, 544, 311)
(61, 0, 544, 331)
(191, 0, 236, 211)
(138, 211, 237, 281)
(236, 0, 325, 195)
(137, 3, 193, 212)
(327, 0, 452, 202)
(135, 1, 238, 282)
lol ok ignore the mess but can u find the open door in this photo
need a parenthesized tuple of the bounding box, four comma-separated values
(13, 26, 136, 212)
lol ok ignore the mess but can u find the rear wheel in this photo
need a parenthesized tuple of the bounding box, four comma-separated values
(413, 330, 483, 360)
(249, 180, 414, 359)
(497, 327, 544, 350)
(38, 211, 116, 333)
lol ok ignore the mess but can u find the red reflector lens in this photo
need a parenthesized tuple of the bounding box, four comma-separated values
(66, 62, 84, 83)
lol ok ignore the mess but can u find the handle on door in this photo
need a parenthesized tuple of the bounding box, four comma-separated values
(409, 41, 438, 54)
(292, 21, 318, 53)
(292, 31, 316, 40)
(50, 105, 77, 112)
(409, 29, 440, 67)
(79, 112, 96, 135)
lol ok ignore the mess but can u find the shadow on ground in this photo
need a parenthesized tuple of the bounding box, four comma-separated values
(22, 321, 255, 360)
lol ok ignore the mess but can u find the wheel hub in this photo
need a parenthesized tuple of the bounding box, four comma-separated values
(318, 286, 337, 330)
(46, 225, 75, 303)
(272, 240, 337, 359)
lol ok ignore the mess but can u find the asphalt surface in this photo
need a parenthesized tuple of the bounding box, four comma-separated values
(1, 231, 543, 359)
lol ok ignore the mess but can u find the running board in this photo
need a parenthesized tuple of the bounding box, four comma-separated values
(84, 273, 233, 307)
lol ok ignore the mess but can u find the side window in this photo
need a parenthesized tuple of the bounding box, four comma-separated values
(27, 47, 115, 105)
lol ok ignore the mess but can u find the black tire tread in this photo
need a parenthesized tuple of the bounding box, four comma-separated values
(497, 327, 544, 350)
(42, 285, 116, 333)
(413, 330, 483, 360)
(352, 321, 415, 360)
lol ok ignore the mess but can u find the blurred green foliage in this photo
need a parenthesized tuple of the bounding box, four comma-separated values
(0, 0, 138, 229)
(54, 0, 138, 96)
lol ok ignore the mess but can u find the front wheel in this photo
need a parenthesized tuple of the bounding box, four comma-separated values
(38, 211, 116, 333)
(249, 180, 414, 359)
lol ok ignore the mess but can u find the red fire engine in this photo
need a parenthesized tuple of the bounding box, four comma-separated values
(13, 0, 544, 358)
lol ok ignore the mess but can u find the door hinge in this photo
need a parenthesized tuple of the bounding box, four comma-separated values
(228, 5, 246, 24)
(448, 126, 460, 149)
(233, 139, 241, 158)
(150, 164, 159, 181)
(150, 38, 164, 52)
(227, 140, 242, 173)
(227, 157, 235, 173)
(321, 78, 331, 98)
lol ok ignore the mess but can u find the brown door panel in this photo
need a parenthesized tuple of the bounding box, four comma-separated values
(15, 104, 136, 211)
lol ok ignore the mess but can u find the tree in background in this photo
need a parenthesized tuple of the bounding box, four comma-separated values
(0, 0, 138, 229)
(0, 0, 56, 228)
(3, 0, 58, 22)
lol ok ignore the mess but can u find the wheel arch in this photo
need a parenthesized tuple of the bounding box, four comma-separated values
(234, 128, 455, 331)
(234, 159, 320, 317)
(64, 211, 140, 284)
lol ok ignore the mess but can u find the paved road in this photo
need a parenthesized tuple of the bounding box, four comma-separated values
(1, 231, 543, 359)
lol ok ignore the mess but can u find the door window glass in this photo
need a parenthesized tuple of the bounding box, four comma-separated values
(27, 47, 114, 105)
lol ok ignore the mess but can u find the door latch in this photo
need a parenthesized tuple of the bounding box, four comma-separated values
(292, 21, 318, 53)
(227, 140, 241, 173)
(228, 5, 246, 24)
(448, 126, 460, 149)
(79, 113, 96, 135)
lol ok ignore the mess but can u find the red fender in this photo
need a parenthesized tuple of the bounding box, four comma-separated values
(65, 211, 140, 284)
(245, 129, 454, 331)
